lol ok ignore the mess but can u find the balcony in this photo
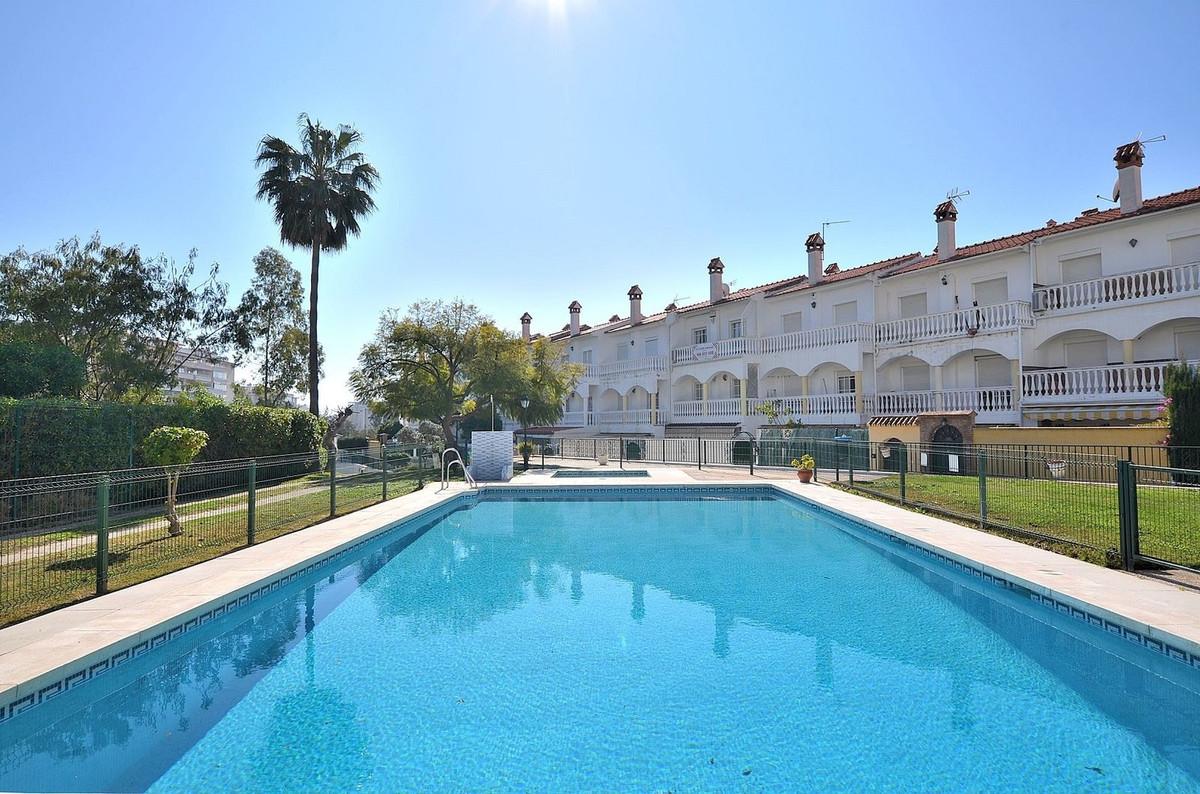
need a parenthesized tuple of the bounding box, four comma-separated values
(874, 387, 1018, 423)
(1021, 361, 1183, 406)
(1033, 262, 1200, 315)
(593, 409, 665, 428)
(875, 301, 1033, 347)
(670, 394, 866, 425)
(757, 322, 875, 355)
(560, 411, 593, 427)
(582, 356, 667, 382)
(670, 337, 755, 365)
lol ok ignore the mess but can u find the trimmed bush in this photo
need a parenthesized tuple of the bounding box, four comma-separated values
(0, 398, 325, 478)
(338, 436, 371, 450)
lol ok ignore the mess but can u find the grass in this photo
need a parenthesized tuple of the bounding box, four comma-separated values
(848, 473, 1200, 569)
(0, 467, 437, 627)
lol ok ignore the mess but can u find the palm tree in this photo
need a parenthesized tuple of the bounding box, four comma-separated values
(255, 114, 379, 414)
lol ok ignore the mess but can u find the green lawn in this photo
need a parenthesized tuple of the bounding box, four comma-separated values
(851, 473, 1200, 569)
(0, 467, 437, 626)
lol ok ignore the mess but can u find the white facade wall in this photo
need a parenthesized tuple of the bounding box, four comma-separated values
(541, 194, 1200, 435)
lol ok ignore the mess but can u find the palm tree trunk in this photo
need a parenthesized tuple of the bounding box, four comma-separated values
(308, 244, 320, 415)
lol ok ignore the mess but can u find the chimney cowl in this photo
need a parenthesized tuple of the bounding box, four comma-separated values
(804, 233, 825, 252)
(1114, 140, 1145, 169)
(568, 301, 582, 335)
(935, 200, 958, 261)
(568, 300, 582, 313)
(520, 312, 532, 323)
(707, 257, 725, 273)
(627, 284, 643, 298)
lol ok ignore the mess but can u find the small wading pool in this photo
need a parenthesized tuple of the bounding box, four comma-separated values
(550, 469, 650, 478)
(2, 486, 1199, 792)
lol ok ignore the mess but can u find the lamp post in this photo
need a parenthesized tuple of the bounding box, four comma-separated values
(519, 396, 531, 471)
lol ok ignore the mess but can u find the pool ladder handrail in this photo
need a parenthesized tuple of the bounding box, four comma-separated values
(440, 448, 477, 491)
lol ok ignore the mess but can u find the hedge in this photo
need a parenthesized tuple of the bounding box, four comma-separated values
(0, 398, 326, 479)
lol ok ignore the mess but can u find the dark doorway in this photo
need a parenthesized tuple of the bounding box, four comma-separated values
(928, 423, 964, 474)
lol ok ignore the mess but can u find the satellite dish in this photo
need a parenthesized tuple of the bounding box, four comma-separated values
(1112, 176, 1121, 202)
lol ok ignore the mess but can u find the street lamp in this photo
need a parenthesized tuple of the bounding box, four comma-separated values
(519, 397, 531, 470)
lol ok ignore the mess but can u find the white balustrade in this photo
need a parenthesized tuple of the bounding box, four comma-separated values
(671, 337, 757, 364)
(582, 356, 668, 381)
(875, 301, 1033, 346)
(750, 393, 857, 416)
(1021, 362, 1184, 404)
(757, 322, 874, 355)
(594, 409, 659, 426)
(1034, 262, 1200, 314)
(560, 411, 593, 426)
(874, 388, 1016, 415)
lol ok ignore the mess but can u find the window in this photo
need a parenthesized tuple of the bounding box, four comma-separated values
(899, 292, 928, 319)
(1061, 254, 1101, 284)
(692, 327, 708, 345)
(901, 365, 931, 391)
(580, 350, 592, 364)
(213, 371, 228, 380)
(973, 277, 1008, 306)
(1176, 329, 1200, 361)
(692, 381, 704, 401)
(833, 301, 858, 324)
(1064, 340, 1107, 368)
(1171, 235, 1200, 267)
(617, 342, 630, 361)
(644, 337, 659, 356)
(975, 355, 1011, 387)
(781, 311, 803, 333)
(728, 319, 744, 339)
(731, 378, 742, 398)
(837, 374, 856, 394)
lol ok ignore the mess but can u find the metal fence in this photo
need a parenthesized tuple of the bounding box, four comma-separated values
(526, 434, 1200, 574)
(0, 447, 439, 626)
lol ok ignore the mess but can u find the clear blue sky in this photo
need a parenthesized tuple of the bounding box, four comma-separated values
(4, 1, 1199, 410)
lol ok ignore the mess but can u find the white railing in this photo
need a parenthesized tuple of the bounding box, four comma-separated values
(1034, 262, 1200, 314)
(750, 394, 858, 416)
(757, 322, 874, 355)
(874, 387, 1017, 415)
(875, 301, 1034, 346)
(671, 337, 756, 365)
(593, 409, 661, 426)
(670, 399, 743, 418)
(582, 356, 668, 381)
(1021, 361, 1185, 404)
(560, 411, 593, 426)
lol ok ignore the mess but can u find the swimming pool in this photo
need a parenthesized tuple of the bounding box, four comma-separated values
(551, 468, 650, 478)
(2, 487, 1198, 791)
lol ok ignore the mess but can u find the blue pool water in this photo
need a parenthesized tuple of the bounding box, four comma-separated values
(2, 489, 1199, 792)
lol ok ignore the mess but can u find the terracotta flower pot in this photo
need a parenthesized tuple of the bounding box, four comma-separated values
(797, 469, 813, 483)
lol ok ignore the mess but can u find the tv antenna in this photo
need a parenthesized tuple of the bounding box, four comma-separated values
(821, 219, 851, 238)
(946, 187, 971, 205)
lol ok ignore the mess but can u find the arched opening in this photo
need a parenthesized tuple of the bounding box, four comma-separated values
(927, 422, 964, 474)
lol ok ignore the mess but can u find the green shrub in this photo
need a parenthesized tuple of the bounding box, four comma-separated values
(338, 436, 371, 450)
(1163, 363, 1200, 473)
(0, 397, 325, 478)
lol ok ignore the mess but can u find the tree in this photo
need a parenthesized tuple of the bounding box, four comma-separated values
(255, 114, 380, 416)
(1162, 362, 1200, 471)
(142, 426, 208, 536)
(236, 249, 320, 406)
(350, 299, 580, 450)
(0, 341, 86, 398)
(0, 235, 242, 401)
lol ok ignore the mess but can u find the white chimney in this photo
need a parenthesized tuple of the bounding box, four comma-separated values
(628, 285, 643, 324)
(708, 258, 726, 303)
(805, 233, 825, 284)
(1114, 140, 1145, 215)
(568, 300, 581, 335)
(520, 312, 532, 342)
(935, 200, 958, 261)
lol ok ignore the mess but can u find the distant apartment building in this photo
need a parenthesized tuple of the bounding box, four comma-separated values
(521, 140, 1200, 436)
(164, 350, 236, 403)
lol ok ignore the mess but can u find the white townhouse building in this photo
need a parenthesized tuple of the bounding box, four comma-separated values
(522, 141, 1200, 437)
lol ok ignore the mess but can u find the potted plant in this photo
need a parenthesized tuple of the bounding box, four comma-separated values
(518, 441, 534, 470)
(1046, 458, 1067, 479)
(791, 454, 816, 483)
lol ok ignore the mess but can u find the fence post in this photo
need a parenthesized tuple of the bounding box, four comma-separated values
(96, 475, 110, 595)
(848, 442, 855, 484)
(1116, 460, 1139, 571)
(697, 436, 702, 470)
(381, 447, 389, 502)
(898, 443, 907, 504)
(977, 450, 988, 526)
(620, 436, 624, 469)
(329, 452, 337, 517)
(247, 460, 257, 545)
